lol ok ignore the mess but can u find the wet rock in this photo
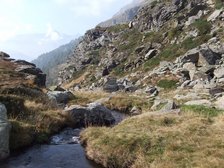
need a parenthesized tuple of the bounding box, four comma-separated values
(63, 103, 115, 127)
(0, 103, 11, 161)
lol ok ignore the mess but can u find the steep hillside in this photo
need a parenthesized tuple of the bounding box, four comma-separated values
(54, 0, 224, 167)
(32, 38, 82, 85)
(98, 0, 150, 27)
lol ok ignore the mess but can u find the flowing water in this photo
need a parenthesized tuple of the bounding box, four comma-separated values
(1, 111, 126, 168)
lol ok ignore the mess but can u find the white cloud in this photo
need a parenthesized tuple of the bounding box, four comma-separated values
(38, 23, 62, 45)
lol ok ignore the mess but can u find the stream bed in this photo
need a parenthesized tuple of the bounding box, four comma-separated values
(1, 111, 126, 168)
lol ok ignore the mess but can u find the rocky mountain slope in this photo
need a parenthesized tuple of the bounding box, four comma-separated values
(98, 0, 147, 27)
(54, 0, 224, 167)
(32, 38, 82, 85)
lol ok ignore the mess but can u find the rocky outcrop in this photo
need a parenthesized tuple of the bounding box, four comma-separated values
(63, 103, 115, 127)
(0, 103, 10, 161)
(47, 91, 75, 104)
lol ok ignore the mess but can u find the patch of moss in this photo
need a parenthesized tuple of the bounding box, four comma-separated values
(193, 19, 212, 35)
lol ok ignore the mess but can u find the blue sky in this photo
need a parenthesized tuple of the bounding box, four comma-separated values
(0, 0, 133, 60)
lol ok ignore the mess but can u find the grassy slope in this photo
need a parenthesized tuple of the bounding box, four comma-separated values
(81, 109, 224, 168)
(0, 60, 68, 151)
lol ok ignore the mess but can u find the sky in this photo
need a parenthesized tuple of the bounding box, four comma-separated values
(0, 0, 133, 61)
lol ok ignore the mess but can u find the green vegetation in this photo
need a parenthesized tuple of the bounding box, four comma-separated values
(215, 0, 224, 9)
(181, 105, 224, 117)
(157, 79, 178, 90)
(168, 27, 182, 40)
(107, 24, 128, 33)
(0, 92, 68, 151)
(143, 57, 160, 71)
(193, 19, 212, 35)
(103, 94, 153, 113)
(81, 111, 224, 168)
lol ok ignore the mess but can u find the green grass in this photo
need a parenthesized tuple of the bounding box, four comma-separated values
(181, 105, 224, 117)
(193, 19, 212, 35)
(81, 111, 224, 168)
(103, 94, 153, 113)
(215, 0, 224, 9)
(157, 79, 178, 90)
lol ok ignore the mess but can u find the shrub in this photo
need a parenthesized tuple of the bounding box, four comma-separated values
(193, 19, 212, 35)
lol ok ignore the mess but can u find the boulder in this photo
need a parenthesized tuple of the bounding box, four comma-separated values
(63, 103, 115, 127)
(103, 77, 119, 92)
(179, 46, 221, 65)
(183, 62, 196, 80)
(0, 103, 10, 161)
(47, 91, 75, 104)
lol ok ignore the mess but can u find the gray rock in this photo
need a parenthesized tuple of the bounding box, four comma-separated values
(180, 80, 191, 88)
(183, 62, 196, 80)
(145, 49, 157, 60)
(103, 77, 119, 92)
(160, 100, 178, 112)
(0, 103, 11, 161)
(63, 103, 115, 127)
(130, 106, 141, 116)
(47, 91, 75, 104)
(214, 67, 224, 79)
(179, 46, 221, 65)
(207, 9, 223, 21)
(214, 96, 224, 110)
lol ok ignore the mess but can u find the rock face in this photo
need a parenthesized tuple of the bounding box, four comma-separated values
(0, 52, 46, 87)
(0, 103, 10, 161)
(15, 61, 46, 87)
(63, 103, 115, 127)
